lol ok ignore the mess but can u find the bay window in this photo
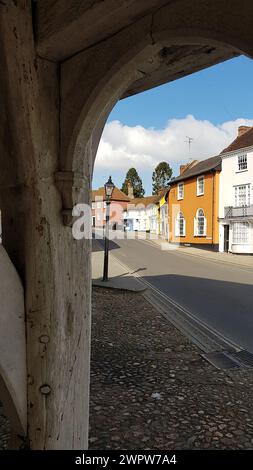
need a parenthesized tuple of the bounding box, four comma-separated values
(233, 222, 249, 244)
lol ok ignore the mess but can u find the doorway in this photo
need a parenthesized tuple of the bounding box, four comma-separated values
(224, 225, 230, 252)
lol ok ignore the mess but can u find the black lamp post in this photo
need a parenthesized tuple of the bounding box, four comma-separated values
(103, 176, 115, 281)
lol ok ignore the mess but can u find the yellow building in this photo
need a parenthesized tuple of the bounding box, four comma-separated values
(157, 189, 170, 238)
(168, 156, 221, 251)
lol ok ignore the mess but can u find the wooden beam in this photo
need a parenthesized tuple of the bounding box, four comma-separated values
(35, 0, 170, 61)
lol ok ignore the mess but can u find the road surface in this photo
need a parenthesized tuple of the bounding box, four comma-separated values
(96, 234, 253, 353)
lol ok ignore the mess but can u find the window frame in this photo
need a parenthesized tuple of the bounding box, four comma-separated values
(234, 184, 251, 207)
(232, 221, 249, 244)
(237, 154, 248, 172)
(175, 211, 186, 237)
(194, 208, 207, 237)
(177, 182, 184, 200)
(197, 175, 204, 196)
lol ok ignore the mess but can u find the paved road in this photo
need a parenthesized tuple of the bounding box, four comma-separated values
(98, 235, 253, 353)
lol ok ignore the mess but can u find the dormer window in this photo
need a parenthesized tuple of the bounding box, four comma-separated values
(177, 182, 184, 200)
(238, 154, 247, 172)
(197, 176, 204, 196)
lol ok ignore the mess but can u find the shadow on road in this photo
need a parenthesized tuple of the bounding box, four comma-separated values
(143, 273, 253, 352)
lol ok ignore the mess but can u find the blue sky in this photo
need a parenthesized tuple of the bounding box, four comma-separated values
(93, 56, 253, 195)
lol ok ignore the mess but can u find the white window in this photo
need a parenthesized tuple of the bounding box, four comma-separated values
(234, 184, 250, 207)
(238, 154, 247, 171)
(197, 176, 204, 196)
(92, 202, 95, 209)
(97, 201, 102, 209)
(194, 209, 206, 236)
(177, 183, 184, 200)
(175, 212, 186, 236)
(233, 222, 249, 244)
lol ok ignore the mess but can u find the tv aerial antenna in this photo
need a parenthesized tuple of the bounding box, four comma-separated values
(185, 136, 194, 159)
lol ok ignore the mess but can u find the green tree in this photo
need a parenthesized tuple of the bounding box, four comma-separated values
(121, 167, 145, 198)
(152, 162, 172, 195)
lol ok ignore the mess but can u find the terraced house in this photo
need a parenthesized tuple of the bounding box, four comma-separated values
(168, 157, 221, 250)
(92, 186, 130, 229)
(124, 189, 168, 234)
(219, 126, 253, 254)
(124, 194, 160, 233)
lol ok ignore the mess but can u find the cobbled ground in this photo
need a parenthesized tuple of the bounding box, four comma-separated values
(0, 403, 9, 449)
(89, 287, 253, 450)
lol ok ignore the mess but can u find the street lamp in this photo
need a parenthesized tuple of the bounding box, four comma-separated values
(103, 176, 115, 281)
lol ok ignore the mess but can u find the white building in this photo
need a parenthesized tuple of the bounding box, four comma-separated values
(219, 126, 253, 254)
(124, 195, 159, 233)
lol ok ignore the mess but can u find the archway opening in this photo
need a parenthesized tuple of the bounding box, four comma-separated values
(89, 49, 253, 449)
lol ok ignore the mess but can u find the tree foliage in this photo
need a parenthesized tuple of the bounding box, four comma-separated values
(121, 167, 145, 198)
(152, 162, 172, 195)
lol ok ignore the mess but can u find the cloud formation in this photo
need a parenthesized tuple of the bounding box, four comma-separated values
(95, 116, 253, 171)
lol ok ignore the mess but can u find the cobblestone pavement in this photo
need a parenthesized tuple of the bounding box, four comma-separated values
(89, 287, 253, 450)
(0, 403, 9, 449)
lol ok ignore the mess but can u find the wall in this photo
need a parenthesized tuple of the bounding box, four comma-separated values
(124, 207, 150, 231)
(0, 246, 26, 436)
(219, 149, 253, 218)
(92, 200, 129, 227)
(169, 172, 220, 248)
(219, 149, 253, 253)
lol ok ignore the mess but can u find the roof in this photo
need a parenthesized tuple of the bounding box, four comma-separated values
(129, 188, 169, 207)
(91, 186, 130, 202)
(129, 195, 158, 207)
(221, 126, 253, 154)
(170, 155, 221, 184)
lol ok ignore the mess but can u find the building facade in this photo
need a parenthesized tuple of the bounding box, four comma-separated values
(168, 157, 221, 250)
(91, 186, 130, 229)
(157, 189, 170, 239)
(124, 195, 159, 233)
(219, 126, 253, 254)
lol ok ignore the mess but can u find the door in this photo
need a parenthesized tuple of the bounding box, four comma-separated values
(224, 225, 230, 252)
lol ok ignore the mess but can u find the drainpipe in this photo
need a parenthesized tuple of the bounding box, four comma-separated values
(211, 170, 215, 247)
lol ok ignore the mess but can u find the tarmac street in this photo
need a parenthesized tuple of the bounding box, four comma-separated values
(95, 234, 253, 353)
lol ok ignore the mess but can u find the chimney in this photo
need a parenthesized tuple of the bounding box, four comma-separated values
(238, 125, 252, 137)
(127, 181, 134, 199)
(180, 160, 199, 175)
(180, 164, 187, 175)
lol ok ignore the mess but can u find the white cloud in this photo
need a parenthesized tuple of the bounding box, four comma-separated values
(95, 116, 253, 171)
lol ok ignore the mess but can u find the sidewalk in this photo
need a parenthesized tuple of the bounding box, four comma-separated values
(145, 238, 253, 269)
(92, 240, 145, 292)
(90, 286, 253, 450)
